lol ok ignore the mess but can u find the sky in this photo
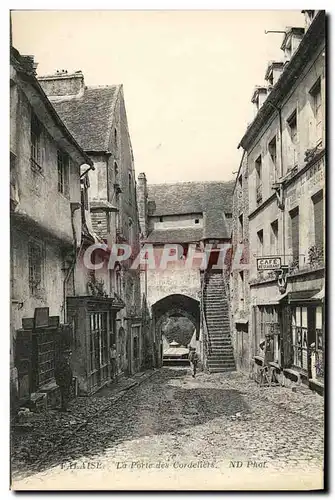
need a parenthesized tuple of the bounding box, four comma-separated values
(12, 10, 304, 184)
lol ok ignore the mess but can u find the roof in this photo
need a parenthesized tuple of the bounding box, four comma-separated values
(145, 227, 204, 244)
(238, 11, 325, 151)
(147, 181, 234, 217)
(50, 86, 121, 152)
(145, 180, 234, 243)
(11, 47, 93, 167)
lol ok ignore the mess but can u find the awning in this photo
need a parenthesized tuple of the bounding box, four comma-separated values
(235, 318, 248, 325)
(280, 289, 321, 304)
(311, 287, 325, 301)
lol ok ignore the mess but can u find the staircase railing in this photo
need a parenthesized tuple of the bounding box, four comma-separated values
(200, 270, 212, 369)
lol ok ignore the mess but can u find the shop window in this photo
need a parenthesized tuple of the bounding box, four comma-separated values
(315, 306, 324, 379)
(89, 312, 108, 387)
(292, 306, 308, 371)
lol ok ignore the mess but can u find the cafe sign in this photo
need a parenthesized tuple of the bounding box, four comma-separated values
(257, 257, 282, 271)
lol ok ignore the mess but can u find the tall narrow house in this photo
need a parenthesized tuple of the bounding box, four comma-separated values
(39, 72, 143, 380)
(234, 10, 325, 393)
(10, 47, 95, 406)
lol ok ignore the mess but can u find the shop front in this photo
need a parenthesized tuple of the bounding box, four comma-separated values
(67, 296, 124, 395)
(280, 287, 324, 393)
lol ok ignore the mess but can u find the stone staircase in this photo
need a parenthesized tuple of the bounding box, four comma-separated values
(203, 271, 236, 373)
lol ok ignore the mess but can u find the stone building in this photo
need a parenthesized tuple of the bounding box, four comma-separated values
(10, 46, 97, 406)
(230, 151, 250, 372)
(38, 72, 144, 379)
(137, 176, 235, 372)
(233, 10, 325, 393)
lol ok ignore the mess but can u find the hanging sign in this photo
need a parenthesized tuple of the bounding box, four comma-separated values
(257, 257, 282, 271)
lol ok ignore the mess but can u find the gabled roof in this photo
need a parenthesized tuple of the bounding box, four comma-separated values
(11, 46, 93, 167)
(147, 181, 234, 217)
(146, 180, 234, 243)
(50, 85, 121, 152)
(145, 227, 204, 244)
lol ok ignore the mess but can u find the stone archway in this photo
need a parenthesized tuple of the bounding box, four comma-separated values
(152, 294, 200, 348)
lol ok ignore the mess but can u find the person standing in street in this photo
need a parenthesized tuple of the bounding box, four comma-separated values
(188, 346, 199, 378)
(110, 343, 117, 382)
(55, 349, 73, 412)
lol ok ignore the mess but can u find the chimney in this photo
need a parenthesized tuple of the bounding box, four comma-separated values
(265, 61, 284, 88)
(251, 86, 268, 116)
(280, 27, 305, 63)
(38, 70, 85, 98)
(137, 173, 148, 239)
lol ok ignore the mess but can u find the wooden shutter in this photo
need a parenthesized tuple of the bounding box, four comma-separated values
(313, 191, 323, 251)
(290, 208, 299, 262)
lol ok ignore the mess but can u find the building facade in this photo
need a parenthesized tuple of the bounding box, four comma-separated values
(234, 10, 325, 393)
(39, 73, 144, 379)
(10, 47, 96, 406)
(137, 176, 235, 372)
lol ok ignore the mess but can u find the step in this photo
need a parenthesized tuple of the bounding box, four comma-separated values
(208, 368, 236, 373)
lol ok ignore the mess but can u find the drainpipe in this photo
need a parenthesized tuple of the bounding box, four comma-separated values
(63, 202, 81, 323)
(268, 101, 286, 265)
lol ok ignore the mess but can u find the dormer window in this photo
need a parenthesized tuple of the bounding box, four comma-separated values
(281, 27, 305, 62)
(265, 62, 284, 88)
(251, 87, 268, 115)
(302, 10, 315, 28)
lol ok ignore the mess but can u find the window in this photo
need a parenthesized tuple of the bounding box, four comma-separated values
(268, 136, 277, 177)
(195, 218, 199, 224)
(239, 271, 244, 306)
(225, 213, 232, 219)
(238, 214, 244, 241)
(257, 229, 263, 256)
(31, 112, 42, 172)
(287, 110, 298, 169)
(310, 78, 322, 146)
(313, 190, 324, 255)
(128, 218, 133, 248)
(28, 240, 43, 295)
(89, 312, 108, 388)
(114, 128, 117, 148)
(292, 306, 308, 370)
(255, 155, 262, 205)
(238, 175, 242, 188)
(57, 150, 70, 196)
(270, 219, 279, 255)
(128, 173, 132, 203)
(290, 207, 300, 265)
(287, 110, 297, 143)
(159, 216, 163, 223)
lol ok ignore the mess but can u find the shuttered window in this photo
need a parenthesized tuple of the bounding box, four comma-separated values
(290, 208, 299, 264)
(313, 190, 324, 253)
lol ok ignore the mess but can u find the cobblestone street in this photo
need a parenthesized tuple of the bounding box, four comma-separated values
(12, 367, 324, 490)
